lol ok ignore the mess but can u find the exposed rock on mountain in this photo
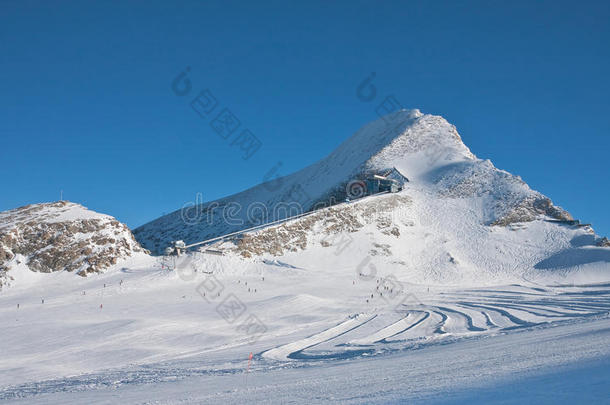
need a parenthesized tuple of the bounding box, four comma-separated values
(226, 194, 411, 258)
(0, 201, 145, 287)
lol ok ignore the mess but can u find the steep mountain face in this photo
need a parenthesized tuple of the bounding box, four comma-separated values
(0, 201, 145, 287)
(134, 109, 573, 255)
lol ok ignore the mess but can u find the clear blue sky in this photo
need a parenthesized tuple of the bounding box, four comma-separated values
(1, 0, 608, 235)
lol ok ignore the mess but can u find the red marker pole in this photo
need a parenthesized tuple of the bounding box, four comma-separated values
(245, 352, 253, 388)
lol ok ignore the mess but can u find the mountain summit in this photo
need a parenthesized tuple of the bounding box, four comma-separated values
(134, 109, 578, 263)
(0, 201, 144, 287)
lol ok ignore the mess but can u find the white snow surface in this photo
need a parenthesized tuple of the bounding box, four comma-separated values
(0, 201, 114, 229)
(1, 253, 610, 403)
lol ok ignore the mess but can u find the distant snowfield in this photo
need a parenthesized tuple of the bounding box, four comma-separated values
(1, 251, 609, 403)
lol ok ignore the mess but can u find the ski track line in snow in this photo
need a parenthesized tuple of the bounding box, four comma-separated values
(262, 314, 377, 361)
(268, 286, 610, 360)
(348, 311, 428, 345)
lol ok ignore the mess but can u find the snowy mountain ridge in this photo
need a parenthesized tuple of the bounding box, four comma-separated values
(0, 201, 145, 288)
(134, 109, 574, 256)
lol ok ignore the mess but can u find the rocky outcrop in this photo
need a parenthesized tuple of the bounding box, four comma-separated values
(0, 201, 145, 287)
(598, 237, 610, 247)
(219, 194, 411, 258)
(491, 196, 573, 226)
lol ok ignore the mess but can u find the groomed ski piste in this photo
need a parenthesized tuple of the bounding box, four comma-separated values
(3, 190, 610, 403)
(1, 110, 609, 403)
(2, 250, 610, 404)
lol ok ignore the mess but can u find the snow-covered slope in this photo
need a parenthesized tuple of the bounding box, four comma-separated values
(0, 201, 146, 287)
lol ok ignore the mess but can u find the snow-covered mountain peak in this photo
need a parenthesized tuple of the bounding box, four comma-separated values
(324, 108, 473, 178)
(134, 109, 585, 259)
(0, 201, 110, 228)
(0, 201, 145, 287)
(361, 110, 476, 180)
